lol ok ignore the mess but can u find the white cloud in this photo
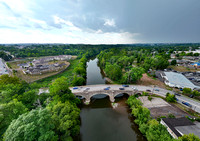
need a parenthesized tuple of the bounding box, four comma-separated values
(52, 15, 81, 31)
(104, 19, 116, 27)
(0, 0, 141, 44)
(0, 26, 140, 44)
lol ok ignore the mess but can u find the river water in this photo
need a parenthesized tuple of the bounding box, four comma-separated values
(76, 58, 146, 141)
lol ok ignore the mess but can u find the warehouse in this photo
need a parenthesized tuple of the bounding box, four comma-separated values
(161, 71, 199, 90)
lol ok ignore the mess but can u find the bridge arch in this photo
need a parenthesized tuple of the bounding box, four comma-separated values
(90, 93, 114, 103)
(114, 93, 130, 98)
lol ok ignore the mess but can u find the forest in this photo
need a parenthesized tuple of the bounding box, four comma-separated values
(0, 43, 199, 58)
(0, 75, 80, 141)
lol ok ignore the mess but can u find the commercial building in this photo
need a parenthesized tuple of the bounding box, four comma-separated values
(161, 72, 199, 90)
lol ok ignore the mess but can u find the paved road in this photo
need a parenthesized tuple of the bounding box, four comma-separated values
(70, 84, 200, 113)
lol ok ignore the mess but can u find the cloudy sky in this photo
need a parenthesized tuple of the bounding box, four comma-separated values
(0, 0, 199, 44)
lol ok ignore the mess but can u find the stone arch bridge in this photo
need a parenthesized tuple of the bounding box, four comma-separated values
(72, 90, 143, 103)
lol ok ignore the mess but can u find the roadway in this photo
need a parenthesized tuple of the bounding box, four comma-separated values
(70, 84, 200, 113)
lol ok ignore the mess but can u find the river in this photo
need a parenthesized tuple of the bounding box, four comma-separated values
(76, 58, 146, 141)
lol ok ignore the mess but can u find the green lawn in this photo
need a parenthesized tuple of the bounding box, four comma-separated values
(34, 59, 79, 87)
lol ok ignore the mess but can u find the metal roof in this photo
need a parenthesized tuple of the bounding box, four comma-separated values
(164, 72, 198, 89)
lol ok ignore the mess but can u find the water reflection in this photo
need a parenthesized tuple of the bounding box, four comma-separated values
(75, 58, 146, 141)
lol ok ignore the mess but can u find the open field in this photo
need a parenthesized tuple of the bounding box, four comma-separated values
(137, 73, 166, 88)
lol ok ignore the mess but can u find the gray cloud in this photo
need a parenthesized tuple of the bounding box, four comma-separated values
(0, 0, 200, 43)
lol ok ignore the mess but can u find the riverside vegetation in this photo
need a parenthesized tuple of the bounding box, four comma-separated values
(126, 96, 200, 141)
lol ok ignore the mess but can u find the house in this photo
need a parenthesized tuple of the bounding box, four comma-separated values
(161, 117, 200, 139)
(171, 54, 176, 59)
(18, 63, 30, 68)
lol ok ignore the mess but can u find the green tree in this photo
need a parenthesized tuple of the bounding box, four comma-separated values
(50, 77, 80, 104)
(192, 90, 200, 96)
(183, 88, 192, 94)
(105, 63, 122, 81)
(146, 119, 173, 141)
(18, 90, 37, 110)
(166, 93, 176, 102)
(179, 133, 200, 141)
(50, 77, 71, 97)
(126, 96, 142, 108)
(71, 75, 85, 86)
(0, 75, 20, 85)
(132, 106, 151, 125)
(48, 101, 80, 140)
(0, 99, 28, 138)
(121, 67, 144, 83)
(3, 109, 58, 141)
(171, 60, 177, 65)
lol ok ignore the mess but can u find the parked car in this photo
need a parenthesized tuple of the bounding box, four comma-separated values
(189, 95, 194, 98)
(119, 88, 125, 90)
(73, 87, 78, 90)
(85, 87, 90, 90)
(180, 88, 183, 91)
(182, 101, 192, 108)
(122, 85, 129, 87)
(146, 89, 151, 92)
(132, 87, 137, 90)
(104, 87, 110, 90)
(154, 89, 159, 91)
(175, 93, 181, 96)
(176, 98, 179, 101)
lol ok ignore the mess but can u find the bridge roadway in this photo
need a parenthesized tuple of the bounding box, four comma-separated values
(70, 84, 200, 113)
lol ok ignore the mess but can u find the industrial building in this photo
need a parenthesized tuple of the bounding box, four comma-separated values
(161, 72, 199, 90)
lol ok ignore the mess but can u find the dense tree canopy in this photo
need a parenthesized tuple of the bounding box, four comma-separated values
(121, 67, 144, 83)
(105, 63, 122, 81)
(48, 101, 80, 140)
(0, 51, 12, 61)
(3, 109, 58, 141)
(0, 99, 28, 138)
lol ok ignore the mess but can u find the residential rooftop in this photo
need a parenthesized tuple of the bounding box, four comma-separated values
(162, 117, 200, 138)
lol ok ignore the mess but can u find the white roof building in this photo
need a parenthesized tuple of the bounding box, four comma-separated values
(161, 72, 199, 89)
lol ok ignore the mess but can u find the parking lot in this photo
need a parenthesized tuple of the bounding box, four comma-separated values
(139, 96, 190, 118)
